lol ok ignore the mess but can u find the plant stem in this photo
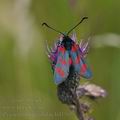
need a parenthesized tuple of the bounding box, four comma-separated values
(74, 92, 84, 120)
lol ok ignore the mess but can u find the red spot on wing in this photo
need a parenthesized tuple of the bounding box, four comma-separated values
(71, 44, 79, 52)
(81, 64, 87, 74)
(58, 46, 65, 54)
(55, 67, 65, 77)
(62, 60, 66, 65)
(58, 57, 66, 65)
(69, 58, 72, 65)
(60, 59, 66, 65)
(75, 55, 81, 64)
(71, 46, 76, 52)
(75, 57, 80, 64)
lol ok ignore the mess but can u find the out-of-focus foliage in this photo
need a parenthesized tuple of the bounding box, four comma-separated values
(0, 0, 120, 120)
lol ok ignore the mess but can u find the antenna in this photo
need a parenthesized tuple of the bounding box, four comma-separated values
(67, 17, 88, 35)
(42, 23, 65, 36)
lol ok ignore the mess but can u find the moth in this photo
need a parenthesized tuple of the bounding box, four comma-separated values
(42, 17, 92, 85)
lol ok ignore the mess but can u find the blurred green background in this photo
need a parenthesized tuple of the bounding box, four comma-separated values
(0, 0, 120, 120)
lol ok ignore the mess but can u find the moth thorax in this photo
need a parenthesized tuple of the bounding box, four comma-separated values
(62, 36, 73, 50)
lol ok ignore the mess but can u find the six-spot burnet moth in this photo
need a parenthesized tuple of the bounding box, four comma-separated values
(42, 17, 92, 85)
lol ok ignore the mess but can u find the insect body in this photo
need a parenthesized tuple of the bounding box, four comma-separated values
(42, 17, 92, 85)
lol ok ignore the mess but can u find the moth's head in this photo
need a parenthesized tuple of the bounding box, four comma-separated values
(62, 35, 74, 50)
(42, 17, 88, 50)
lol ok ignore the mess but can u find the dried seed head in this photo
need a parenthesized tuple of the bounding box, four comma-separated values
(77, 83, 107, 99)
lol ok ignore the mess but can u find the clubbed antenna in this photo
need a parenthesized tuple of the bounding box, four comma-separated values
(67, 17, 88, 35)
